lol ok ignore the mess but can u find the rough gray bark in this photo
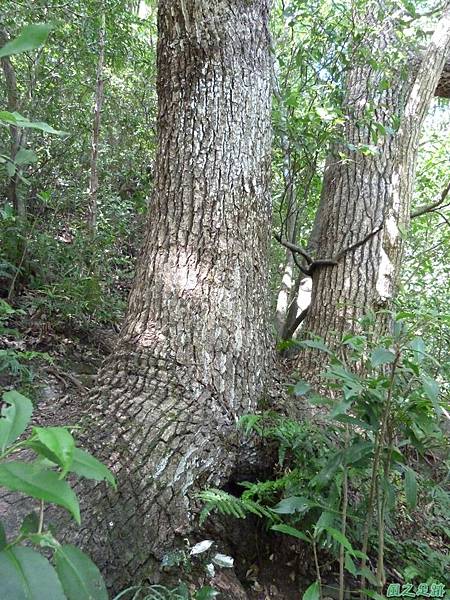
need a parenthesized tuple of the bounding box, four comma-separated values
(63, 0, 272, 592)
(297, 2, 450, 374)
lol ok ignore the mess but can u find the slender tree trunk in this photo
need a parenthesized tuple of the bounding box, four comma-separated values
(0, 28, 24, 219)
(273, 50, 298, 338)
(68, 1, 272, 592)
(297, 3, 450, 374)
(87, 13, 105, 235)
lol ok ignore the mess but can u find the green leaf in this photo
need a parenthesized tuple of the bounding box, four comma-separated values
(14, 149, 38, 166)
(363, 590, 386, 600)
(54, 544, 108, 600)
(0, 546, 66, 599)
(195, 587, 219, 600)
(324, 527, 355, 554)
(293, 381, 311, 396)
(0, 462, 80, 523)
(6, 161, 15, 176)
(28, 533, 60, 549)
(32, 427, 75, 476)
(20, 512, 40, 535)
(344, 552, 357, 575)
(0, 390, 33, 453)
(303, 581, 320, 600)
(0, 24, 53, 58)
(370, 347, 395, 368)
(0, 111, 18, 125)
(420, 373, 440, 414)
(299, 339, 332, 354)
(0, 520, 6, 551)
(359, 566, 377, 586)
(404, 467, 417, 510)
(271, 523, 310, 543)
(342, 441, 374, 466)
(0, 111, 66, 135)
(409, 337, 426, 364)
(311, 451, 343, 489)
(330, 399, 352, 418)
(70, 448, 116, 489)
(332, 414, 374, 431)
(272, 496, 314, 515)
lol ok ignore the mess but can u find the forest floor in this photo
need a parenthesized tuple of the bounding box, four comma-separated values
(1, 313, 449, 599)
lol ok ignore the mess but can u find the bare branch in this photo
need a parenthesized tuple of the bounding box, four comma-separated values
(411, 180, 450, 218)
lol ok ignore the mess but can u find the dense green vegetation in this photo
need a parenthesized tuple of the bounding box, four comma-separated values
(0, 1, 449, 599)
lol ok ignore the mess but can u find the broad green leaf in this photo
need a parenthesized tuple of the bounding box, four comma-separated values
(0, 462, 80, 523)
(70, 448, 116, 489)
(0, 390, 33, 453)
(324, 527, 355, 554)
(409, 337, 425, 364)
(0, 520, 6, 551)
(6, 161, 15, 176)
(195, 587, 219, 600)
(0, 546, 66, 600)
(363, 590, 386, 600)
(27, 533, 59, 549)
(28, 440, 61, 466)
(311, 451, 343, 489)
(272, 496, 314, 515)
(314, 511, 334, 534)
(0, 111, 18, 125)
(332, 414, 375, 431)
(20, 512, 39, 535)
(330, 400, 352, 418)
(359, 566, 377, 586)
(0, 111, 66, 135)
(342, 441, 374, 466)
(420, 373, 440, 415)
(293, 381, 311, 396)
(299, 339, 332, 354)
(271, 523, 310, 543)
(370, 347, 395, 368)
(32, 427, 75, 476)
(54, 544, 108, 600)
(344, 552, 357, 575)
(0, 24, 53, 58)
(404, 468, 417, 510)
(14, 149, 38, 166)
(303, 581, 320, 600)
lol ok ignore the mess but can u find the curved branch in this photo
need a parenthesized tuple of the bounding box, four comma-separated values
(411, 180, 450, 218)
(274, 225, 384, 276)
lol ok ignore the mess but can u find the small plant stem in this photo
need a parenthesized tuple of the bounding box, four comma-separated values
(360, 350, 400, 599)
(312, 537, 323, 600)
(0, 438, 31, 460)
(376, 428, 393, 593)
(38, 500, 44, 534)
(339, 427, 349, 600)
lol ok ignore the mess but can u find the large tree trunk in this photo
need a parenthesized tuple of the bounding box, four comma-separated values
(69, 0, 272, 592)
(297, 3, 450, 374)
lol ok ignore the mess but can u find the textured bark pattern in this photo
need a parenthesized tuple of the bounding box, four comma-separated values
(63, 0, 272, 592)
(299, 3, 450, 374)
